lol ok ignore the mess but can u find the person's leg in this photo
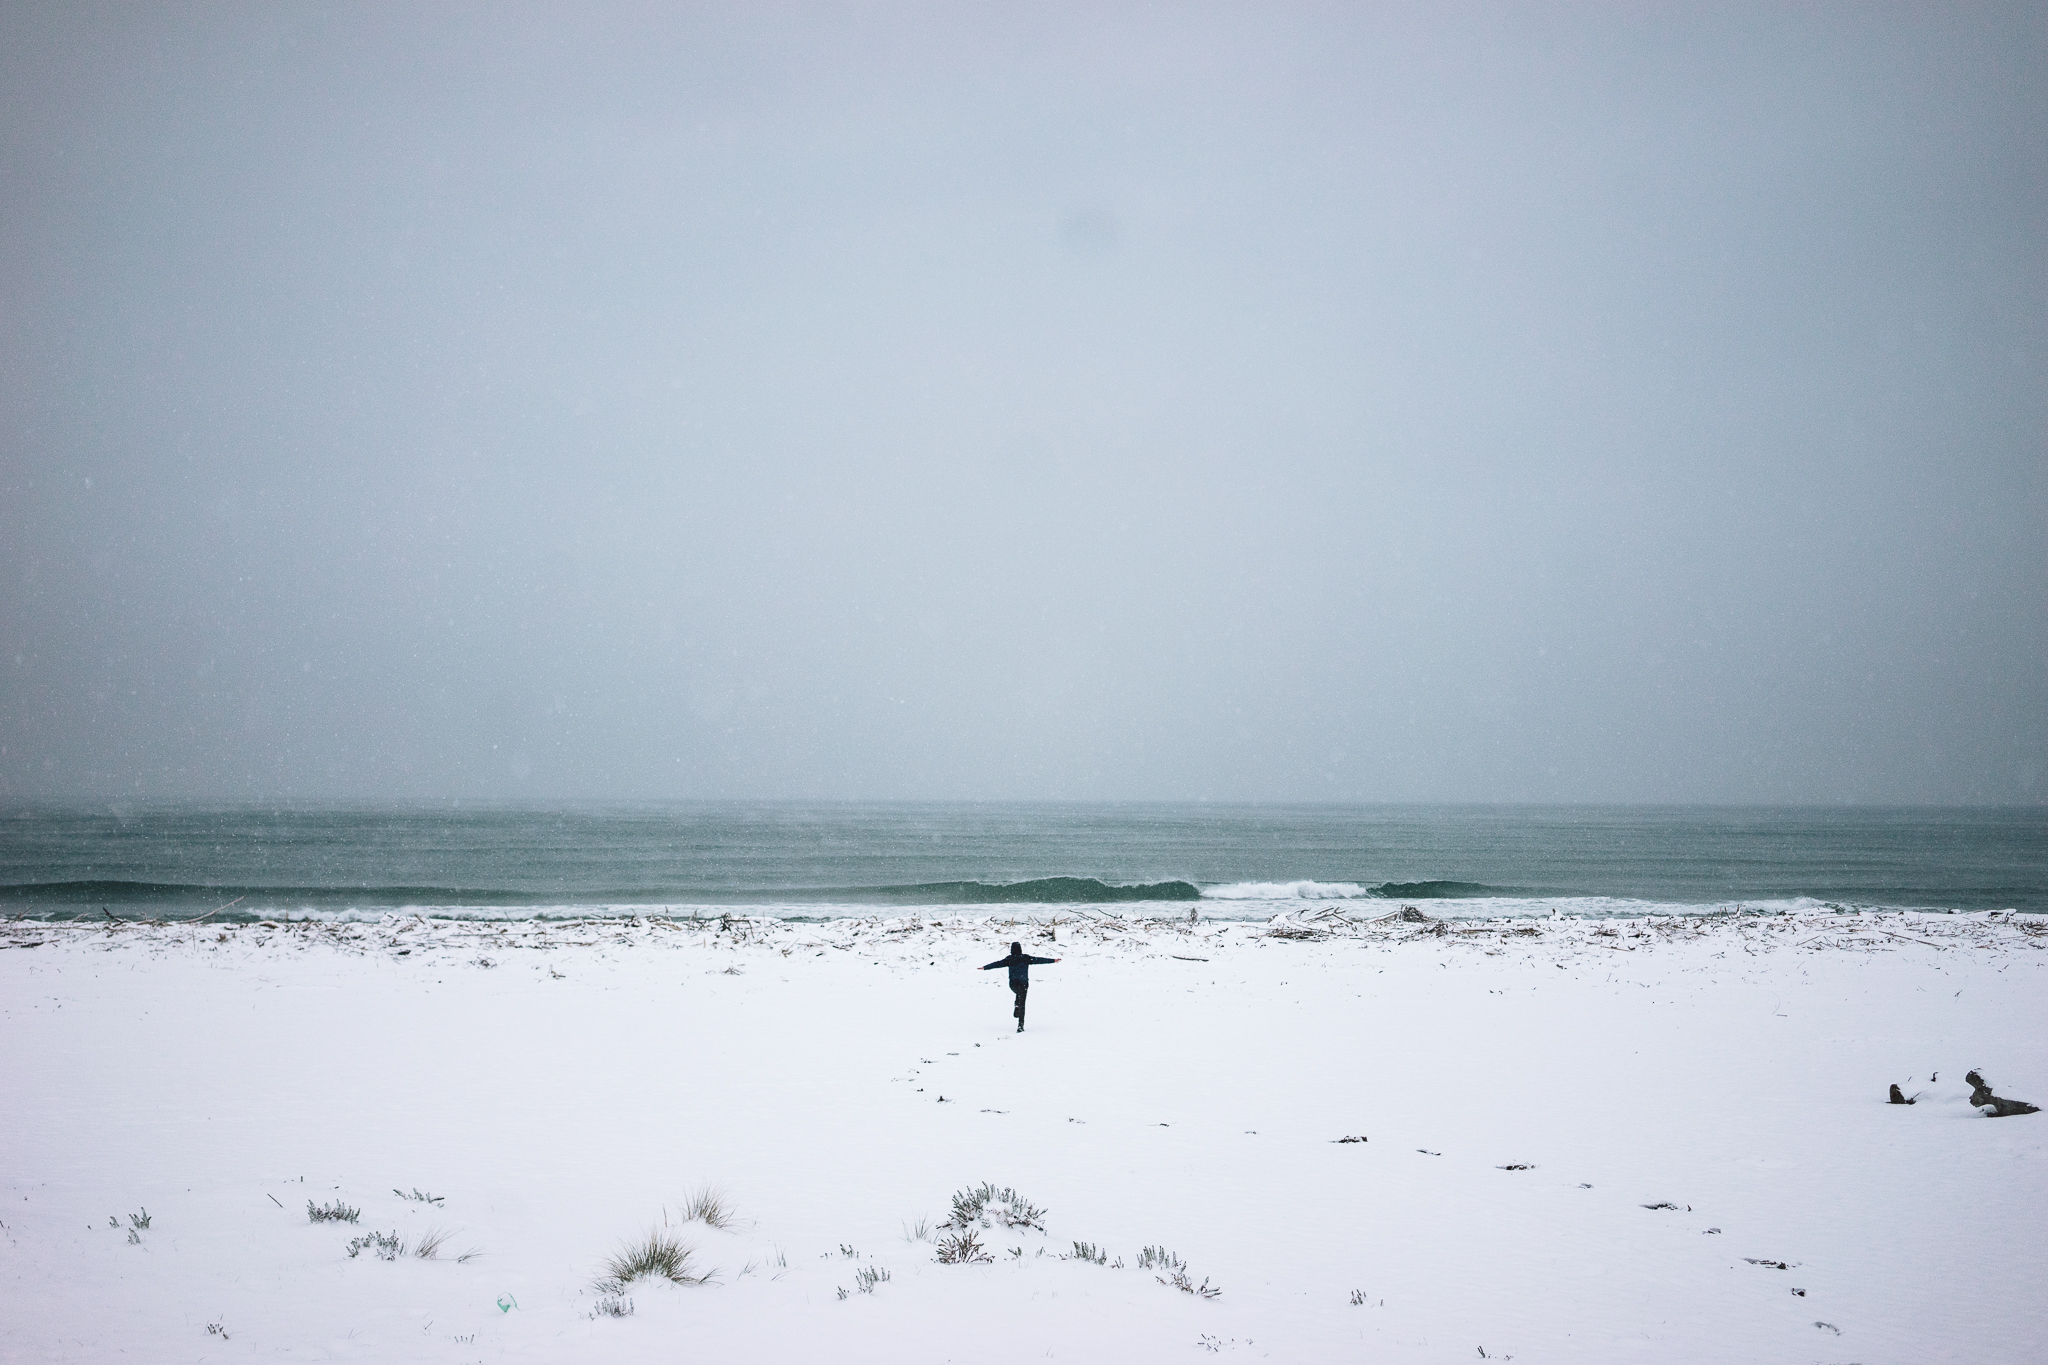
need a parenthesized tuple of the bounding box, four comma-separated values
(1013, 983, 1028, 1030)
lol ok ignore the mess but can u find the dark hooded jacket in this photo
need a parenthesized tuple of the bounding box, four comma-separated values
(982, 944, 1056, 988)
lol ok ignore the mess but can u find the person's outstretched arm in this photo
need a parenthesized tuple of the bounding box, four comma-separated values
(1023, 955, 1059, 966)
(981, 958, 1009, 970)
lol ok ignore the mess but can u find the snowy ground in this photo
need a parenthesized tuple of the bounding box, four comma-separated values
(2, 906, 2043, 1364)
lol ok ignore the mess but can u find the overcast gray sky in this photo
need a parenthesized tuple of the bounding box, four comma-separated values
(2, 2, 2042, 804)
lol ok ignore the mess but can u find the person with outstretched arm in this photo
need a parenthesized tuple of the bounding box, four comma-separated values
(982, 941, 1059, 1032)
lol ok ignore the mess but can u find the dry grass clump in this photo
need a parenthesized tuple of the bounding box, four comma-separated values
(413, 1227, 483, 1263)
(682, 1186, 739, 1230)
(598, 1228, 711, 1293)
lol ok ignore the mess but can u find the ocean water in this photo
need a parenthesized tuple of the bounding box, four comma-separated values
(2, 802, 2042, 922)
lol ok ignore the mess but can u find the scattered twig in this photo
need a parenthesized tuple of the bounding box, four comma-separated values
(186, 896, 246, 927)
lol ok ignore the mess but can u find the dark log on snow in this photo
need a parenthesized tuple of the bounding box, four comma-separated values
(1965, 1070, 2039, 1118)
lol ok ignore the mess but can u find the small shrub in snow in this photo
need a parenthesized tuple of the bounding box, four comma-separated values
(591, 1293, 634, 1319)
(902, 1217, 931, 1242)
(1138, 1246, 1219, 1298)
(1136, 1245, 1183, 1273)
(1161, 1268, 1222, 1299)
(1068, 1242, 1108, 1265)
(942, 1183, 1045, 1233)
(346, 1230, 406, 1261)
(307, 1200, 360, 1224)
(127, 1209, 151, 1231)
(393, 1188, 445, 1206)
(1350, 1289, 1368, 1306)
(933, 1229, 992, 1264)
(853, 1265, 890, 1294)
(994, 1198, 1045, 1232)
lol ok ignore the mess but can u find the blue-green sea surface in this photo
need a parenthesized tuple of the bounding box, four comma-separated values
(1, 803, 2041, 921)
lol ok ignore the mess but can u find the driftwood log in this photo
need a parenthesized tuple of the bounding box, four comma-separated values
(1965, 1070, 2039, 1118)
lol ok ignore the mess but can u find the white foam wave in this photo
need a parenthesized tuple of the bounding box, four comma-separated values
(1200, 881, 1371, 900)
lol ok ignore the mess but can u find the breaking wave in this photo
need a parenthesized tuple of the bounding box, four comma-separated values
(1370, 880, 1517, 899)
(1199, 879, 1520, 900)
(1201, 881, 1371, 900)
(871, 877, 1201, 904)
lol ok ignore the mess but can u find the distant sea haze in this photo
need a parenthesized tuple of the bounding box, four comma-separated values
(1, 803, 2042, 921)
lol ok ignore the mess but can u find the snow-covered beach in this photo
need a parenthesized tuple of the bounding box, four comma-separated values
(3, 907, 2043, 1364)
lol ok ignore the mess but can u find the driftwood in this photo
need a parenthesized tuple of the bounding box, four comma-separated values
(1965, 1070, 2039, 1118)
(183, 896, 247, 927)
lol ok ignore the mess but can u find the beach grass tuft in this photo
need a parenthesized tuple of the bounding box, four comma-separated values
(601, 1229, 709, 1288)
(682, 1185, 738, 1230)
(307, 1200, 360, 1224)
